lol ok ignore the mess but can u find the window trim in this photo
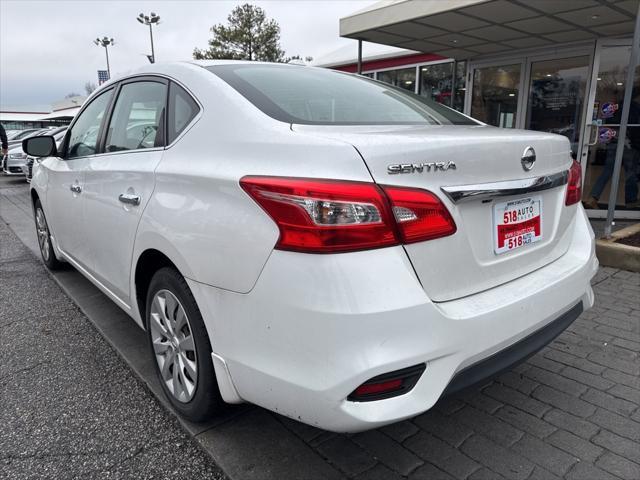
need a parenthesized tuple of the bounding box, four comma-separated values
(99, 75, 169, 156)
(61, 73, 202, 159)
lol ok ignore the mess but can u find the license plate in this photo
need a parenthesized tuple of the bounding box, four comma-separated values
(493, 196, 542, 254)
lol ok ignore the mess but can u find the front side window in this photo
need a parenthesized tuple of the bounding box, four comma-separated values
(207, 64, 476, 126)
(105, 81, 167, 152)
(167, 82, 199, 144)
(67, 88, 113, 159)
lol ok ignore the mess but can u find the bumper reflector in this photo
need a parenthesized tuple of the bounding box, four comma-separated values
(348, 364, 426, 402)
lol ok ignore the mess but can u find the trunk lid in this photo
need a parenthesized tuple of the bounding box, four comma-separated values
(293, 124, 575, 302)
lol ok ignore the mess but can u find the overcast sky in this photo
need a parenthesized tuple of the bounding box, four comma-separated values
(0, 0, 377, 107)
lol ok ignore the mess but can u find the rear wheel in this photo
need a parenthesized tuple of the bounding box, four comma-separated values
(34, 199, 62, 270)
(146, 267, 223, 421)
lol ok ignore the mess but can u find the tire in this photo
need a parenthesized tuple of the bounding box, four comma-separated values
(34, 199, 63, 270)
(145, 267, 223, 422)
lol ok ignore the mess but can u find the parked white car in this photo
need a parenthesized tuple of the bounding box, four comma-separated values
(3, 144, 28, 175)
(25, 61, 598, 432)
(4, 127, 67, 175)
(22, 129, 67, 182)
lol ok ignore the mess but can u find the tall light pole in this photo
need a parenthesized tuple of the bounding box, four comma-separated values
(137, 12, 160, 63)
(94, 36, 115, 79)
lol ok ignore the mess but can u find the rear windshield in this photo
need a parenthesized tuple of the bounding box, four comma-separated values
(206, 64, 477, 126)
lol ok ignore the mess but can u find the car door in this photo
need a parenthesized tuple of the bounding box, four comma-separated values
(82, 77, 168, 305)
(45, 87, 114, 270)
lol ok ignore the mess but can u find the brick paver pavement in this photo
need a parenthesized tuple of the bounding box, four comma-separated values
(277, 271, 640, 480)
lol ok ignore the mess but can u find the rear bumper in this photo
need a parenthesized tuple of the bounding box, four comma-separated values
(443, 301, 583, 396)
(188, 206, 597, 432)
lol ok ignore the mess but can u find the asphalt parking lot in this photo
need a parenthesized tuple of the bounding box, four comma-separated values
(0, 177, 225, 479)
(1, 174, 639, 480)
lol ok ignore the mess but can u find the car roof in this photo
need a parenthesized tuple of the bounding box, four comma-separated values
(100, 60, 304, 85)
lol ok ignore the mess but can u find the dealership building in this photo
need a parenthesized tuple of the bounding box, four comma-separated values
(318, 0, 640, 223)
(0, 96, 84, 131)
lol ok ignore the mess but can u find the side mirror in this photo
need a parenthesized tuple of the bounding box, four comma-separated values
(23, 135, 57, 158)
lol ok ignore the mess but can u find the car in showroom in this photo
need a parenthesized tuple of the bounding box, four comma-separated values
(24, 61, 598, 432)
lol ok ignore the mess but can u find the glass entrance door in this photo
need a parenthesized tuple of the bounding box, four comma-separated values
(581, 43, 640, 215)
(525, 56, 590, 160)
(470, 63, 522, 128)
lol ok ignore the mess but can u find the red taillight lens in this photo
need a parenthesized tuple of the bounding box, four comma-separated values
(240, 176, 398, 253)
(382, 185, 457, 243)
(354, 379, 403, 397)
(348, 364, 426, 402)
(565, 160, 582, 206)
(240, 176, 456, 253)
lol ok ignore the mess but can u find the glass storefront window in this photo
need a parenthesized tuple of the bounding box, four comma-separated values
(419, 61, 467, 112)
(376, 67, 416, 92)
(582, 45, 640, 211)
(526, 56, 590, 158)
(583, 126, 640, 210)
(454, 61, 467, 112)
(419, 62, 453, 105)
(471, 64, 521, 128)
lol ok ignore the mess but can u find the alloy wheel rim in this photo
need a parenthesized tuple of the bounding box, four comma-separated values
(35, 208, 50, 262)
(149, 289, 198, 403)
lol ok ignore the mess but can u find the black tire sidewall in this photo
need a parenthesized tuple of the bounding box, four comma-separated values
(34, 199, 61, 270)
(145, 267, 221, 422)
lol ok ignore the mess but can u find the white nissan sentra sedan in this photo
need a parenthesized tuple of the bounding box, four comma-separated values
(23, 61, 597, 432)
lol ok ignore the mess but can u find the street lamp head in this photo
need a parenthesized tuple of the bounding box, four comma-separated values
(95, 37, 114, 47)
(137, 11, 161, 25)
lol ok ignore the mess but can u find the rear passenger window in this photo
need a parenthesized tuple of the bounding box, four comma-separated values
(168, 82, 199, 144)
(105, 81, 167, 152)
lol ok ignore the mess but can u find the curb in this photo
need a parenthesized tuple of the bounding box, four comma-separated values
(596, 223, 640, 273)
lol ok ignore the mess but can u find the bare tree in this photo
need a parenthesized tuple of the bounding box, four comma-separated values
(85, 82, 97, 95)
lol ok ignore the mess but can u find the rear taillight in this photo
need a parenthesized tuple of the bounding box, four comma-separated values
(240, 176, 456, 253)
(384, 186, 457, 243)
(240, 176, 397, 253)
(565, 160, 582, 206)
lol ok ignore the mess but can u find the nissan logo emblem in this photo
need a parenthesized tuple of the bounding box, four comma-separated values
(521, 146, 536, 171)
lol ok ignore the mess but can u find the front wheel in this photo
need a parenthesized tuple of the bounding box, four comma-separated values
(146, 267, 223, 422)
(34, 199, 62, 270)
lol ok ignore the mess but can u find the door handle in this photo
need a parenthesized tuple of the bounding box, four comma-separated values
(70, 184, 82, 194)
(118, 193, 141, 206)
